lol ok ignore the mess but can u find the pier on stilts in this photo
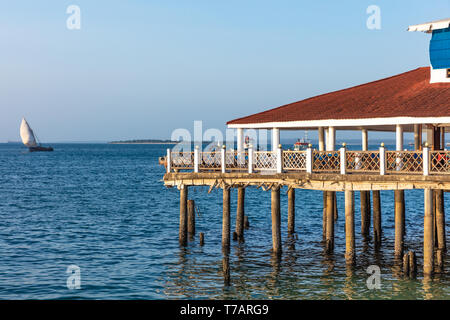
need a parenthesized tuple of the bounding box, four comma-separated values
(162, 18, 450, 282)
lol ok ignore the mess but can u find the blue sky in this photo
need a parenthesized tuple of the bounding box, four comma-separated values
(0, 0, 449, 142)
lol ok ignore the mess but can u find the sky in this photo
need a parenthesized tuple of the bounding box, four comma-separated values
(0, 0, 449, 142)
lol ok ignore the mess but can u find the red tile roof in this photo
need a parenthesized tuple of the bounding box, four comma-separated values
(227, 67, 450, 125)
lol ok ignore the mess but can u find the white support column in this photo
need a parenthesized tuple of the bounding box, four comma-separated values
(306, 145, 313, 173)
(396, 125, 404, 151)
(340, 144, 347, 175)
(423, 143, 430, 176)
(248, 145, 254, 174)
(237, 128, 245, 165)
(237, 128, 244, 152)
(327, 127, 336, 151)
(362, 129, 368, 151)
(166, 149, 171, 173)
(272, 128, 280, 152)
(396, 124, 404, 171)
(318, 127, 325, 151)
(379, 143, 386, 175)
(221, 145, 226, 174)
(425, 125, 434, 148)
(276, 144, 283, 173)
(194, 146, 199, 173)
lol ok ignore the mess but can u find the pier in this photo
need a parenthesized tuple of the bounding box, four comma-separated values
(162, 18, 450, 280)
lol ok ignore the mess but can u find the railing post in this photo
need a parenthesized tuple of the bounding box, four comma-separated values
(221, 145, 226, 174)
(194, 145, 199, 173)
(423, 143, 429, 176)
(306, 144, 313, 174)
(379, 143, 386, 176)
(340, 143, 347, 175)
(248, 145, 254, 174)
(166, 148, 171, 173)
(276, 144, 283, 173)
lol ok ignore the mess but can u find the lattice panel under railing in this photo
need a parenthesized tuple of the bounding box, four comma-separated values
(386, 151, 423, 174)
(225, 151, 248, 171)
(430, 151, 450, 174)
(312, 151, 340, 172)
(254, 151, 277, 171)
(346, 151, 380, 172)
(198, 152, 222, 171)
(171, 152, 194, 170)
(283, 151, 307, 171)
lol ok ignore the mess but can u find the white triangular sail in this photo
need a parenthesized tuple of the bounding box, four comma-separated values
(20, 118, 37, 147)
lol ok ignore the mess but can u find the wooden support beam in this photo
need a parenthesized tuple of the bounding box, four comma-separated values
(322, 191, 327, 241)
(187, 199, 195, 238)
(288, 188, 295, 234)
(179, 186, 188, 246)
(334, 192, 338, 221)
(325, 191, 335, 254)
(373, 190, 382, 247)
(222, 187, 231, 251)
(345, 190, 355, 265)
(236, 187, 245, 241)
(435, 189, 446, 251)
(271, 185, 282, 255)
(394, 190, 405, 258)
(360, 191, 370, 238)
(424, 188, 434, 276)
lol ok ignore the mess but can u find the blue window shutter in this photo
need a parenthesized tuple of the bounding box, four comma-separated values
(430, 28, 450, 69)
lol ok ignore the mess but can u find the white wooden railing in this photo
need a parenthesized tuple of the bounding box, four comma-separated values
(166, 144, 449, 176)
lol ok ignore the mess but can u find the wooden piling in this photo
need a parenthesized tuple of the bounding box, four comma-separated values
(373, 190, 382, 247)
(409, 251, 417, 277)
(187, 199, 195, 237)
(222, 255, 230, 286)
(322, 191, 327, 241)
(334, 192, 338, 221)
(435, 189, 446, 251)
(271, 185, 282, 255)
(236, 187, 245, 241)
(222, 187, 231, 251)
(345, 190, 355, 265)
(244, 215, 250, 229)
(199, 232, 205, 246)
(394, 190, 405, 258)
(402, 253, 410, 276)
(179, 186, 188, 246)
(424, 188, 434, 276)
(326, 191, 335, 254)
(360, 191, 370, 237)
(287, 188, 295, 235)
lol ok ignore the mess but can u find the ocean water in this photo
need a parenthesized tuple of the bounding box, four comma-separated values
(0, 143, 448, 300)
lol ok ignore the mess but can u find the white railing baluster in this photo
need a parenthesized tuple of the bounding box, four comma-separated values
(306, 145, 313, 174)
(248, 145, 254, 174)
(221, 145, 226, 173)
(423, 143, 429, 176)
(194, 146, 199, 173)
(379, 143, 386, 175)
(276, 144, 283, 173)
(166, 148, 171, 173)
(340, 143, 347, 175)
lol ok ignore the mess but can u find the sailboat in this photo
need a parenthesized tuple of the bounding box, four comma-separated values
(20, 118, 53, 152)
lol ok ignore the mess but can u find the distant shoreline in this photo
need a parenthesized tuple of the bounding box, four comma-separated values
(108, 140, 178, 144)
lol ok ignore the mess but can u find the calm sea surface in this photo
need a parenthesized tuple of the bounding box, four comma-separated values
(0, 143, 449, 299)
